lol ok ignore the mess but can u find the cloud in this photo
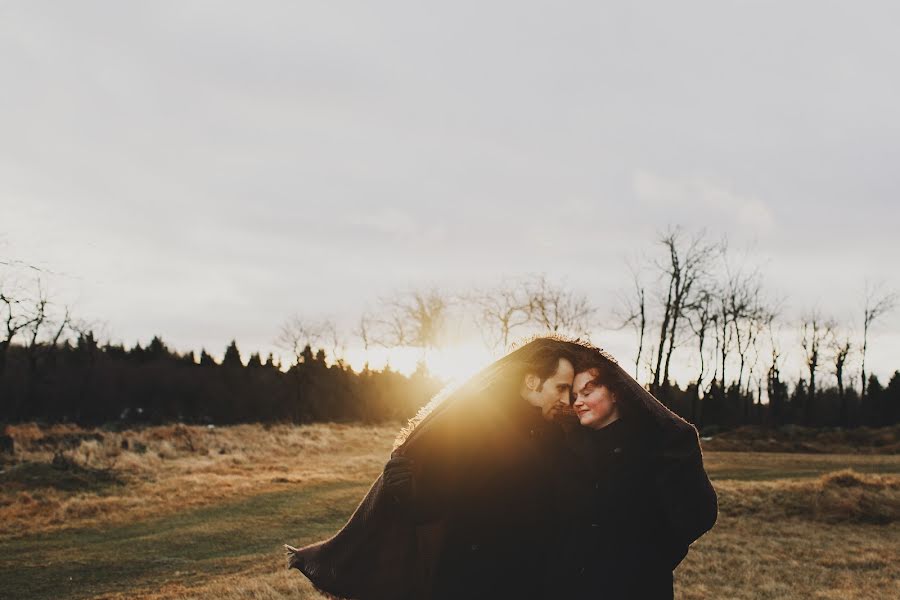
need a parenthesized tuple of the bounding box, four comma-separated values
(348, 208, 418, 236)
(633, 170, 775, 234)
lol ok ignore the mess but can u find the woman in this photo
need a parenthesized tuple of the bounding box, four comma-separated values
(551, 346, 718, 599)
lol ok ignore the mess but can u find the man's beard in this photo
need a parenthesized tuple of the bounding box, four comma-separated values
(548, 403, 580, 427)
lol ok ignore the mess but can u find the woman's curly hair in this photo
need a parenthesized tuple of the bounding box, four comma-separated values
(568, 343, 639, 418)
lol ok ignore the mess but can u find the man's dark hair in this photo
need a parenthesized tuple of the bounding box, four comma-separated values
(513, 338, 577, 389)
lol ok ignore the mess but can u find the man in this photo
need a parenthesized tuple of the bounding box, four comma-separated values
(287, 336, 579, 600)
(551, 346, 718, 599)
(383, 339, 576, 599)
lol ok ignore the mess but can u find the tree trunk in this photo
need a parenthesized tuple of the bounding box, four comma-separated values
(634, 289, 645, 380)
(860, 325, 869, 401)
(652, 278, 675, 391)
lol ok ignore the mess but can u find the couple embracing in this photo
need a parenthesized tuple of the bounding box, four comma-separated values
(286, 336, 717, 599)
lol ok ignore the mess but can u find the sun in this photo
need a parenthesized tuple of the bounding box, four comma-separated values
(344, 342, 495, 382)
(423, 343, 496, 382)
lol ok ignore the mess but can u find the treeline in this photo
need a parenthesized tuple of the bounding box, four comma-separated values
(0, 331, 898, 429)
(653, 375, 900, 431)
(0, 335, 441, 425)
(3, 228, 900, 429)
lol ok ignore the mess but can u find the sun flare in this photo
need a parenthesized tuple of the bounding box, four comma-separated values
(345, 342, 495, 382)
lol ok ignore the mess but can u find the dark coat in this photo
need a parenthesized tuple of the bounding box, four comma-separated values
(286, 366, 568, 600)
(548, 400, 717, 599)
(411, 393, 565, 600)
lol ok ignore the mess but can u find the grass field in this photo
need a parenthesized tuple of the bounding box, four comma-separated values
(1, 423, 898, 600)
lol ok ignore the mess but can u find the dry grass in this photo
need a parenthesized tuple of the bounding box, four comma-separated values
(676, 512, 899, 599)
(0, 422, 396, 537)
(1, 423, 898, 599)
(713, 469, 900, 524)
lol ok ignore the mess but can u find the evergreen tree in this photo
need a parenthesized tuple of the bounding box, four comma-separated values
(222, 340, 243, 368)
(883, 371, 900, 425)
(146, 336, 168, 361)
(790, 379, 808, 425)
(129, 342, 145, 362)
(199, 349, 218, 366)
(301, 344, 314, 364)
(767, 364, 789, 426)
(862, 375, 883, 426)
(103, 342, 127, 359)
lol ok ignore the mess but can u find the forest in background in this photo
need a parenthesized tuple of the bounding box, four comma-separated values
(2, 227, 898, 429)
(0, 333, 897, 428)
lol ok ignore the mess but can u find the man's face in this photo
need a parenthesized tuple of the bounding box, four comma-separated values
(571, 369, 619, 429)
(523, 358, 575, 419)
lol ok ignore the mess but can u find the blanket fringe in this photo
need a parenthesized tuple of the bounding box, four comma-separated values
(284, 545, 355, 600)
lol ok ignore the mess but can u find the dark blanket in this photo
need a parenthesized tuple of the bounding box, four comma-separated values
(286, 339, 717, 600)
(286, 360, 517, 600)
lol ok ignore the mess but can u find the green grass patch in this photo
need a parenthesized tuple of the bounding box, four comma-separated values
(0, 481, 368, 600)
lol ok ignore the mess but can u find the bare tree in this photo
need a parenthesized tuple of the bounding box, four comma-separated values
(749, 305, 780, 415)
(766, 331, 786, 424)
(524, 275, 594, 336)
(0, 272, 72, 379)
(276, 315, 330, 365)
(0, 274, 74, 418)
(830, 333, 852, 424)
(650, 229, 719, 391)
(0, 286, 33, 376)
(373, 289, 449, 353)
(468, 279, 532, 352)
(800, 312, 835, 424)
(686, 287, 715, 391)
(728, 272, 764, 392)
(860, 283, 897, 400)
(355, 313, 374, 358)
(713, 297, 733, 387)
(618, 269, 648, 379)
(711, 253, 776, 392)
(751, 303, 781, 386)
(322, 320, 346, 364)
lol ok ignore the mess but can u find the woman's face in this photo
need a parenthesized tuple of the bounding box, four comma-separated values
(571, 370, 619, 429)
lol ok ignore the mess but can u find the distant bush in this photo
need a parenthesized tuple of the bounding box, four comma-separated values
(717, 469, 900, 524)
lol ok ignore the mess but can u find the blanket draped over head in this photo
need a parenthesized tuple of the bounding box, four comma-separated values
(285, 336, 717, 600)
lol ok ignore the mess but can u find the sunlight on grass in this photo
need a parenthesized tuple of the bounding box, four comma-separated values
(1, 423, 898, 600)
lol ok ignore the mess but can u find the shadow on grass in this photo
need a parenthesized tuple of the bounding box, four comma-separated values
(0, 460, 123, 493)
(0, 480, 367, 600)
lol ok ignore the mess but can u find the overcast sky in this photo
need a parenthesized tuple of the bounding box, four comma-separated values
(2, 2, 898, 381)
